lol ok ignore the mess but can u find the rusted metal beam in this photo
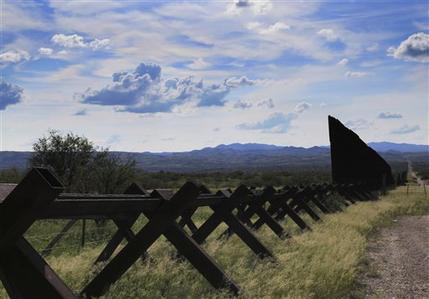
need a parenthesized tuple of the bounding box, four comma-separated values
(41, 219, 78, 256)
(81, 182, 240, 298)
(191, 186, 274, 259)
(0, 238, 77, 299)
(0, 168, 77, 299)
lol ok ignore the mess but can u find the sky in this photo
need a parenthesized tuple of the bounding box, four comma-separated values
(0, 0, 428, 152)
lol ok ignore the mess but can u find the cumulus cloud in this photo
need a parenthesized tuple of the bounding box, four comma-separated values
(0, 81, 23, 110)
(294, 101, 311, 113)
(345, 71, 368, 78)
(0, 50, 30, 65)
(391, 125, 420, 134)
(237, 112, 297, 133)
(378, 112, 402, 119)
(52, 34, 86, 48)
(38, 47, 54, 56)
(78, 63, 256, 113)
(337, 58, 349, 66)
(51, 34, 110, 50)
(317, 28, 339, 42)
(345, 119, 371, 130)
(387, 32, 429, 63)
(88, 38, 111, 50)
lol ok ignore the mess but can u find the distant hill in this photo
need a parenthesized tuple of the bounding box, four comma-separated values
(368, 142, 428, 153)
(0, 141, 425, 172)
(0, 151, 32, 170)
(121, 144, 332, 172)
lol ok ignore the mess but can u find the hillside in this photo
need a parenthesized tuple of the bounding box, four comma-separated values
(0, 142, 426, 172)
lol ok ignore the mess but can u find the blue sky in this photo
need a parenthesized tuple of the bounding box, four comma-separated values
(0, 0, 428, 152)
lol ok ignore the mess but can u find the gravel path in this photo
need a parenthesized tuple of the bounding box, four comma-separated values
(361, 215, 429, 298)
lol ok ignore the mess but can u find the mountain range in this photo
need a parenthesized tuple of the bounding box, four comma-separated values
(0, 142, 427, 172)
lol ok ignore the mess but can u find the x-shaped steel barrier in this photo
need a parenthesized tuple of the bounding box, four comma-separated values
(0, 167, 392, 299)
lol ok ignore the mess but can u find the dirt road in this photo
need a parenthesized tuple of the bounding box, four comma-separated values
(361, 215, 429, 298)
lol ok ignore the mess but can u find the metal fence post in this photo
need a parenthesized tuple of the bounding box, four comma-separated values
(81, 219, 86, 250)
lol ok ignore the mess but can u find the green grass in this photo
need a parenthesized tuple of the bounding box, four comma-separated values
(0, 185, 428, 299)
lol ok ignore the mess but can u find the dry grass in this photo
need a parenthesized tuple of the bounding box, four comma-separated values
(0, 185, 428, 299)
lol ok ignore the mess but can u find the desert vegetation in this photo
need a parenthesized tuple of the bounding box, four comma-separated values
(0, 184, 427, 298)
(407, 153, 429, 180)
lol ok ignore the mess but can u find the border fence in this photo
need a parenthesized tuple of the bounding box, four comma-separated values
(0, 116, 411, 298)
(0, 167, 407, 299)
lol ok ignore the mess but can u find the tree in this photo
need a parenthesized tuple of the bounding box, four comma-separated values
(86, 151, 137, 194)
(30, 130, 137, 193)
(30, 130, 95, 191)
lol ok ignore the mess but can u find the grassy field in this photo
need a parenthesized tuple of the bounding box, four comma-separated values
(1, 185, 428, 299)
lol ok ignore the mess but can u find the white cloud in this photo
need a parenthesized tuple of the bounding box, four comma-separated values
(224, 76, 255, 88)
(252, 0, 272, 14)
(414, 21, 429, 31)
(234, 100, 252, 109)
(46, 1, 335, 65)
(52, 34, 87, 48)
(233, 98, 274, 110)
(2, 1, 427, 151)
(337, 58, 349, 66)
(387, 32, 429, 63)
(57, 50, 69, 56)
(187, 58, 211, 70)
(257, 98, 274, 108)
(317, 28, 339, 42)
(238, 99, 311, 133)
(267, 22, 290, 33)
(247, 21, 290, 35)
(366, 43, 379, 52)
(345, 119, 372, 130)
(391, 124, 420, 134)
(294, 101, 311, 113)
(378, 112, 402, 119)
(89, 38, 111, 50)
(38, 47, 54, 56)
(0, 50, 30, 65)
(51, 34, 110, 50)
(345, 71, 368, 78)
(237, 112, 297, 133)
(2, 1, 48, 32)
(246, 22, 261, 30)
(79, 63, 257, 113)
(49, 0, 124, 16)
